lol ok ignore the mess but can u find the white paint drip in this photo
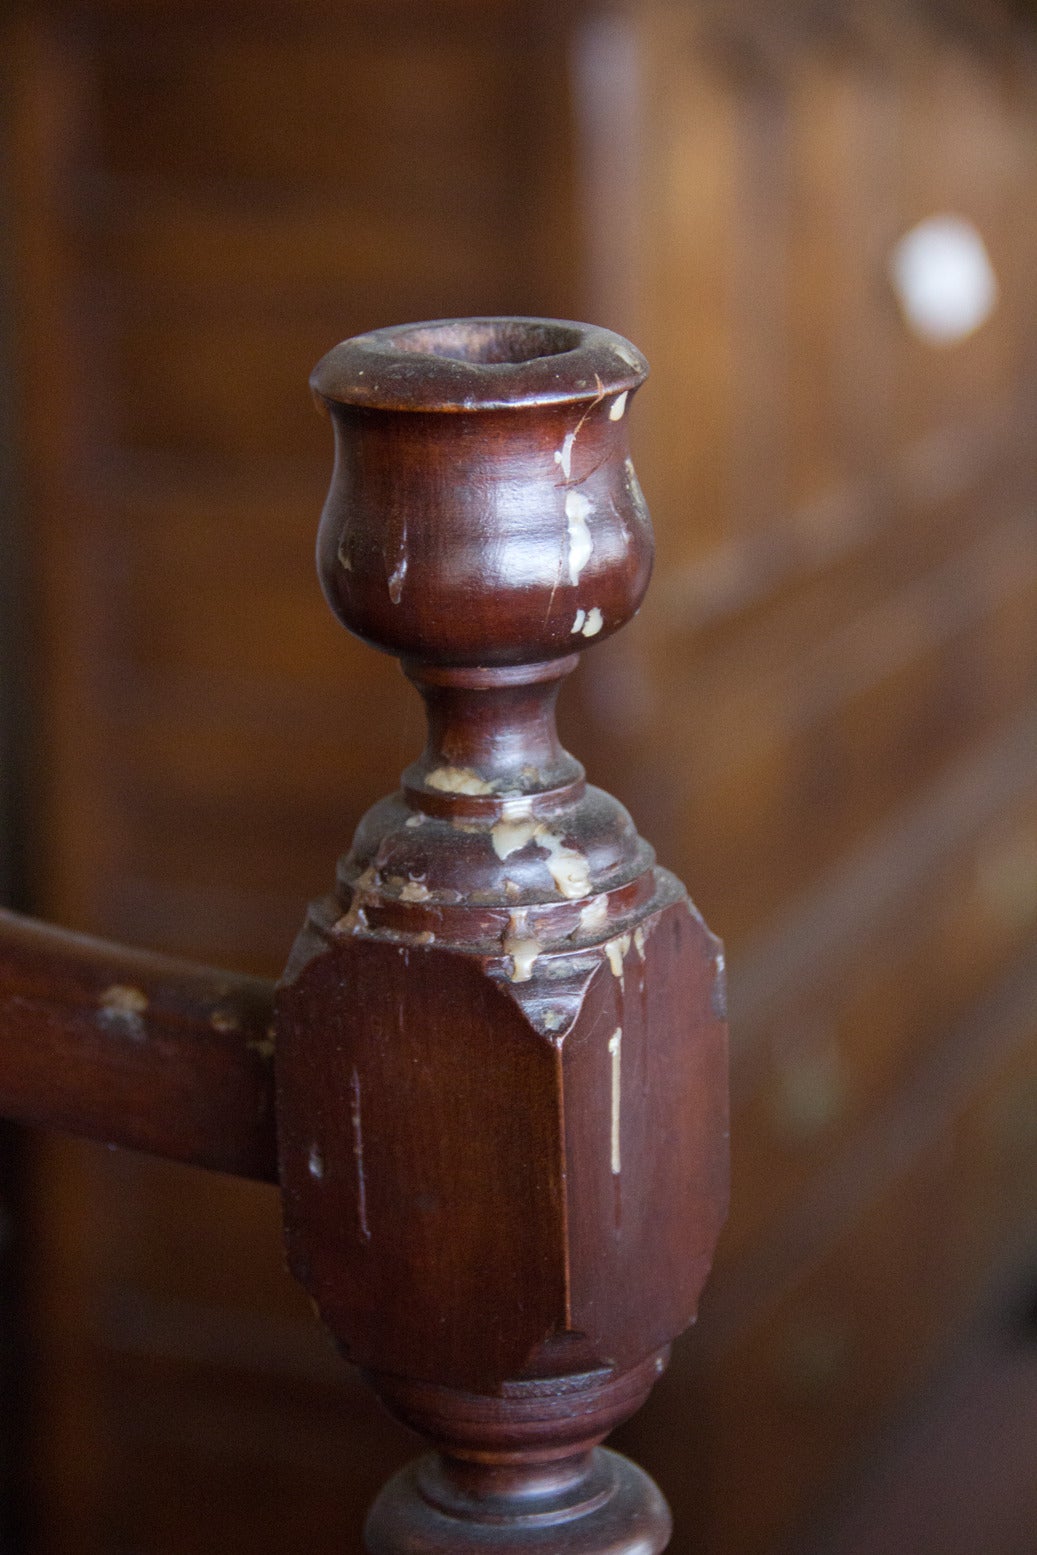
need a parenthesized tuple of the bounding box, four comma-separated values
(491, 816, 540, 860)
(490, 820, 591, 900)
(634, 925, 647, 960)
(565, 490, 593, 584)
(554, 430, 576, 479)
(334, 865, 377, 936)
(581, 607, 603, 637)
(541, 830, 591, 899)
(350, 1067, 371, 1242)
(609, 391, 628, 421)
(503, 910, 540, 983)
(608, 1028, 622, 1174)
(605, 933, 631, 987)
(572, 608, 587, 634)
(426, 765, 495, 796)
(579, 896, 609, 935)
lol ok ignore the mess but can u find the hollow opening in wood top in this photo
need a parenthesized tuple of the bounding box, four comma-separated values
(388, 319, 582, 366)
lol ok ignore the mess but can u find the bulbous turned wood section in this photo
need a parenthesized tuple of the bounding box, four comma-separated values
(275, 318, 729, 1555)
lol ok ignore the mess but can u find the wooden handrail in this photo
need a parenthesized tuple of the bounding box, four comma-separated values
(0, 908, 276, 1181)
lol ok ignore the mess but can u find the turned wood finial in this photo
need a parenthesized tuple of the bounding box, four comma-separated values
(276, 318, 729, 1555)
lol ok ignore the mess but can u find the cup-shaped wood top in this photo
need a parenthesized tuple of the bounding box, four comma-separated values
(311, 317, 652, 669)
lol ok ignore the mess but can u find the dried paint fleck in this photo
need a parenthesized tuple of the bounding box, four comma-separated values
(99, 985, 148, 1039)
(565, 490, 593, 584)
(554, 430, 576, 480)
(398, 880, 431, 903)
(425, 765, 495, 796)
(609, 391, 628, 421)
(493, 821, 591, 899)
(580, 606, 603, 638)
(605, 934, 631, 985)
(503, 909, 540, 983)
(491, 816, 540, 860)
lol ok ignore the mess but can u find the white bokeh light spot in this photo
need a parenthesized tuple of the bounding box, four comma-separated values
(889, 214, 998, 346)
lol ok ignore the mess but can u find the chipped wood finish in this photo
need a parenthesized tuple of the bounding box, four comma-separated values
(0, 908, 277, 1181)
(277, 318, 729, 1554)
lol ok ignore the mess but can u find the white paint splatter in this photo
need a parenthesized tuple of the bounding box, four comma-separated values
(580, 607, 603, 637)
(608, 1028, 623, 1174)
(554, 430, 576, 479)
(426, 765, 495, 796)
(605, 933, 631, 986)
(572, 608, 587, 634)
(565, 490, 593, 584)
(490, 820, 590, 898)
(579, 896, 609, 935)
(532, 827, 591, 899)
(491, 816, 540, 860)
(503, 910, 540, 983)
(98, 985, 148, 1040)
(609, 391, 628, 421)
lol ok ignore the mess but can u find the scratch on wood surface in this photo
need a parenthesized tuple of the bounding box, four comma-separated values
(350, 1066, 371, 1242)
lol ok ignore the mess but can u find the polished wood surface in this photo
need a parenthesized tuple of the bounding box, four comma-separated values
(0, 315, 729, 1554)
(0, 909, 275, 1181)
(278, 317, 726, 1552)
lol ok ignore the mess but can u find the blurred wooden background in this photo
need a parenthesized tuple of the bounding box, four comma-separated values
(2, 1, 1037, 1551)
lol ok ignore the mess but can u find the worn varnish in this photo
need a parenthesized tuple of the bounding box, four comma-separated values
(0, 909, 276, 1182)
(0, 315, 728, 1553)
(278, 318, 728, 1552)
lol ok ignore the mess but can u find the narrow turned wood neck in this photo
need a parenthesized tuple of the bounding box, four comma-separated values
(402, 659, 584, 804)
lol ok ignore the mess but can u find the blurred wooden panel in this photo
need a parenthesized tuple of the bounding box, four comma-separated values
(4, 2, 1037, 1554)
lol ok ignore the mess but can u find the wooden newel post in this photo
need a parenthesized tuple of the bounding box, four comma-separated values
(276, 318, 730, 1554)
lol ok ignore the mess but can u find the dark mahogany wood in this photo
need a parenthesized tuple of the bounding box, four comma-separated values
(278, 318, 729, 1554)
(0, 316, 728, 1555)
(0, 908, 276, 1181)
